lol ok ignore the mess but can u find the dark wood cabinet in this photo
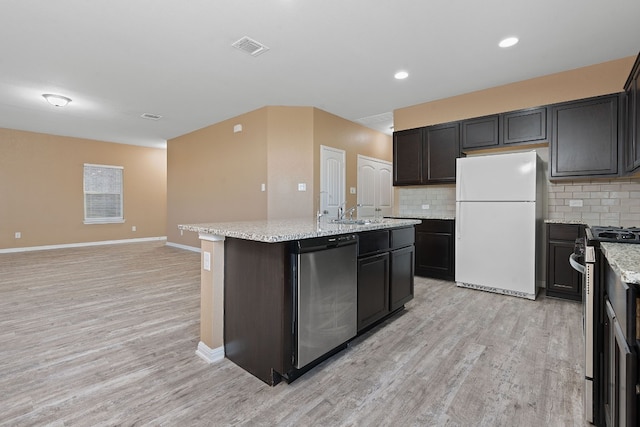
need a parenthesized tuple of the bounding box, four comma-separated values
(546, 223, 583, 301)
(624, 52, 640, 173)
(393, 128, 423, 185)
(424, 122, 459, 183)
(414, 219, 455, 280)
(389, 227, 415, 311)
(357, 252, 390, 331)
(461, 115, 499, 150)
(357, 227, 414, 332)
(501, 107, 547, 145)
(224, 238, 292, 385)
(393, 124, 458, 186)
(550, 94, 622, 179)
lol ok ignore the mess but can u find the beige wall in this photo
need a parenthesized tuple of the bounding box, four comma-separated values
(167, 108, 270, 248)
(266, 107, 315, 219)
(395, 56, 636, 131)
(0, 128, 166, 250)
(167, 106, 392, 247)
(313, 108, 392, 211)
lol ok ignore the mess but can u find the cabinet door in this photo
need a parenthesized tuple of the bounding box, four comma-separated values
(550, 94, 621, 178)
(626, 78, 640, 172)
(546, 241, 581, 301)
(390, 246, 414, 311)
(414, 220, 454, 280)
(603, 300, 638, 427)
(424, 122, 459, 183)
(393, 128, 423, 185)
(501, 107, 547, 145)
(461, 115, 499, 150)
(357, 252, 390, 331)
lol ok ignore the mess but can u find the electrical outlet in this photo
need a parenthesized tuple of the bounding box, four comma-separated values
(131, 226, 136, 232)
(14, 231, 21, 239)
(421, 204, 430, 210)
(203, 251, 211, 271)
(569, 199, 583, 207)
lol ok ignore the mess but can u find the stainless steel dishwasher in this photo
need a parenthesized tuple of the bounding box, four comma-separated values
(293, 234, 358, 369)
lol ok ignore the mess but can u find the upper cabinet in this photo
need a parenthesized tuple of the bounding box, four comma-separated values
(393, 124, 459, 186)
(393, 128, 423, 185)
(461, 115, 499, 150)
(624, 52, 640, 173)
(501, 107, 547, 145)
(424, 122, 459, 183)
(550, 94, 622, 179)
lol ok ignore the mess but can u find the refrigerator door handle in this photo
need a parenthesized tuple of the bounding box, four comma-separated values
(456, 204, 461, 240)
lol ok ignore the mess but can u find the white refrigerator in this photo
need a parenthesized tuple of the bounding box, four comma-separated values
(455, 151, 543, 300)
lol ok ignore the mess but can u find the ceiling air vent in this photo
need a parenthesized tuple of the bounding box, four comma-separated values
(232, 36, 269, 56)
(141, 113, 162, 120)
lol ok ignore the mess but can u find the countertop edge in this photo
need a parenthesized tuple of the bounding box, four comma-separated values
(179, 219, 422, 243)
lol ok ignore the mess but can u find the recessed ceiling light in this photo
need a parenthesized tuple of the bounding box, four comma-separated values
(394, 71, 409, 80)
(42, 94, 72, 107)
(499, 37, 519, 48)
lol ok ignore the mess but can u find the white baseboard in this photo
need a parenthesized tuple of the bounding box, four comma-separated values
(0, 236, 167, 254)
(195, 341, 225, 364)
(165, 241, 201, 253)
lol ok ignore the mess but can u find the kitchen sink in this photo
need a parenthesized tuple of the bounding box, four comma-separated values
(331, 219, 372, 225)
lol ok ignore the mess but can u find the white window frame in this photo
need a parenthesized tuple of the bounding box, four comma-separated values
(83, 163, 125, 224)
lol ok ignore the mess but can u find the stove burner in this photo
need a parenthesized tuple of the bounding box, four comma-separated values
(589, 226, 640, 243)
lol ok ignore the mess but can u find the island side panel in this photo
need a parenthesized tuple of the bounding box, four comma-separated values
(224, 237, 292, 385)
(197, 235, 225, 361)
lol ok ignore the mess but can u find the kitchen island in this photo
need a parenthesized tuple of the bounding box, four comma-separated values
(178, 217, 420, 385)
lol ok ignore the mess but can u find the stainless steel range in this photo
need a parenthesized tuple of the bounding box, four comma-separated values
(589, 226, 640, 244)
(570, 226, 640, 425)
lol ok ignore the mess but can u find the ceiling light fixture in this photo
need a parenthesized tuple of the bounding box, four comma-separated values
(43, 94, 72, 107)
(394, 71, 409, 80)
(498, 37, 519, 48)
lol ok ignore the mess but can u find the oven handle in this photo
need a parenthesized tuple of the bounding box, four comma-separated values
(569, 253, 585, 275)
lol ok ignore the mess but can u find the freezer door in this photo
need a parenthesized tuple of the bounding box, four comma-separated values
(456, 151, 537, 202)
(455, 201, 536, 298)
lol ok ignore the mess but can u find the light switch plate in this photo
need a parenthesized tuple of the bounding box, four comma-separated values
(350, 187, 356, 194)
(298, 183, 306, 191)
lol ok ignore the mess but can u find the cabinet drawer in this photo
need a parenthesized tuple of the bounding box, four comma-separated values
(390, 227, 415, 249)
(548, 223, 583, 241)
(358, 230, 390, 256)
(415, 219, 454, 233)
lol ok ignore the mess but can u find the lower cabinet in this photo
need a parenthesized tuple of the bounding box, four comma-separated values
(414, 219, 455, 280)
(357, 227, 415, 332)
(357, 252, 390, 331)
(390, 245, 415, 311)
(546, 223, 584, 301)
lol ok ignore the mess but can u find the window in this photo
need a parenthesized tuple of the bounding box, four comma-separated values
(83, 164, 124, 224)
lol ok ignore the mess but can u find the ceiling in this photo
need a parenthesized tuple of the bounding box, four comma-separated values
(2, 0, 640, 149)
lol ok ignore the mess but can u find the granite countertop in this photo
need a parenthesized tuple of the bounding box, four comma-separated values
(600, 242, 640, 285)
(178, 218, 422, 243)
(392, 215, 455, 220)
(544, 219, 588, 225)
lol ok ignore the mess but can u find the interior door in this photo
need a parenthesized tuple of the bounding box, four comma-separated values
(320, 146, 345, 218)
(357, 155, 393, 218)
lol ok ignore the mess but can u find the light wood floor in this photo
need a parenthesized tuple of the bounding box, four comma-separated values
(1, 241, 587, 426)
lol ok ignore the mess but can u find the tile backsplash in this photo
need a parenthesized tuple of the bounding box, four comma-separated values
(397, 179, 640, 227)
(548, 179, 640, 227)
(398, 185, 456, 218)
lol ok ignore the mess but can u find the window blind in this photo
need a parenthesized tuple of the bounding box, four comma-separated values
(83, 164, 124, 224)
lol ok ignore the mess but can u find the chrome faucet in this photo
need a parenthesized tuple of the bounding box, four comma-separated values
(344, 204, 361, 220)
